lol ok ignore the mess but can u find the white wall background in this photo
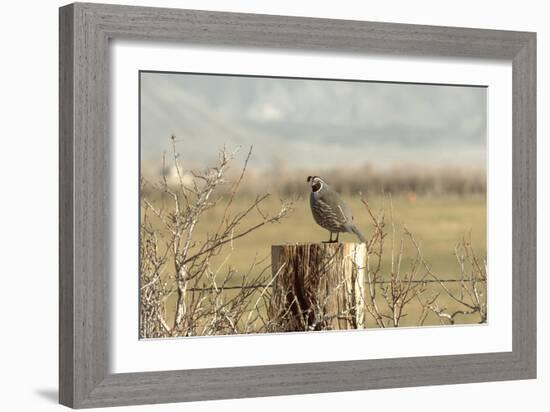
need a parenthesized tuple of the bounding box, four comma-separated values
(0, 0, 546, 410)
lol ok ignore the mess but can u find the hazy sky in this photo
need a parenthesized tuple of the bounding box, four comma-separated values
(140, 71, 486, 171)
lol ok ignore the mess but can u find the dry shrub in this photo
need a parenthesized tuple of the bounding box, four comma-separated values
(360, 194, 487, 328)
(140, 136, 293, 337)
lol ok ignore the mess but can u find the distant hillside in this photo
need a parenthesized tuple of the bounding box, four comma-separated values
(140, 72, 487, 171)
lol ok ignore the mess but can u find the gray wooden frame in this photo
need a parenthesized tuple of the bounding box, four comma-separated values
(59, 2, 536, 408)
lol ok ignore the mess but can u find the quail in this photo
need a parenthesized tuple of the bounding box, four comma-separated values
(307, 176, 366, 243)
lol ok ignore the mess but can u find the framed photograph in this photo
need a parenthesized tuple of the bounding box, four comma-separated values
(59, 2, 536, 408)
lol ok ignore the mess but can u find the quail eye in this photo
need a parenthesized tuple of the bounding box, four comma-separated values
(312, 183, 321, 192)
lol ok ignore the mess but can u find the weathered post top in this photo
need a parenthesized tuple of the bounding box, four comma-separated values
(269, 242, 366, 332)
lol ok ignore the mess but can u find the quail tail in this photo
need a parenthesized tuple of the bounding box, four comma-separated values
(347, 224, 366, 243)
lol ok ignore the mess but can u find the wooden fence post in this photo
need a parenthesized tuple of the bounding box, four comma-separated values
(269, 243, 367, 332)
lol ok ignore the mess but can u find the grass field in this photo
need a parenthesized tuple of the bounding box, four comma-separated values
(142, 190, 486, 330)
(191, 193, 486, 281)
